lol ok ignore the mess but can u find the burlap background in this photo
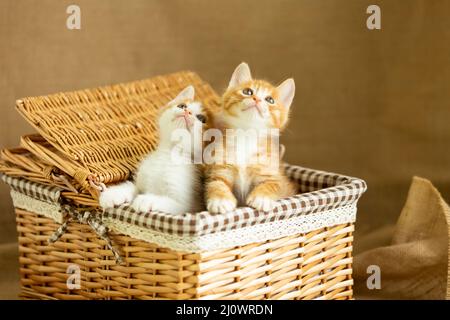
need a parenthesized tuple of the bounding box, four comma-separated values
(0, 0, 449, 299)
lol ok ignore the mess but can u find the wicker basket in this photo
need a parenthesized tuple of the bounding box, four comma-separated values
(0, 71, 366, 300)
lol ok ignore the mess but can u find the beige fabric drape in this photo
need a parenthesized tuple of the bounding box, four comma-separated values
(354, 177, 450, 299)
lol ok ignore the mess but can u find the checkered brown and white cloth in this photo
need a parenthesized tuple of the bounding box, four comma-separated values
(1, 174, 61, 203)
(1, 164, 367, 237)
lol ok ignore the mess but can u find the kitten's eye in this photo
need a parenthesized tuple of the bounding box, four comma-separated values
(177, 104, 187, 109)
(196, 114, 206, 123)
(265, 96, 275, 104)
(196, 114, 207, 123)
(242, 88, 253, 96)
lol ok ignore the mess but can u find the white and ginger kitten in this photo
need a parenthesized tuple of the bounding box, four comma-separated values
(99, 85, 205, 215)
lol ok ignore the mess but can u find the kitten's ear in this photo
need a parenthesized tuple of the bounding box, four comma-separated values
(277, 78, 295, 110)
(228, 62, 252, 89)
(171, 85, 195, 104)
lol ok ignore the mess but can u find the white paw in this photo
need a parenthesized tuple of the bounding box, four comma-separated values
(150, 201, 180, 214)
(99, 182, 135, 209)
(207, 198, 236, 214)
(131, 194, 159, 213)
(247, 196, 276, 212)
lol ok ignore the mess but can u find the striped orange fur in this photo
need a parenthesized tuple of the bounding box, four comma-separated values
(205, 63, 297, 214)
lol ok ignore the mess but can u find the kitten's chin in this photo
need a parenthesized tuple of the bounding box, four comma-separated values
(220, 110, 268, 131)
(223, 119, 269, 131)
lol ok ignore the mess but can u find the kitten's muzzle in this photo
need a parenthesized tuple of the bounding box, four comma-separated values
(173, 109, 194, 128)
(243, 102, 264, 117)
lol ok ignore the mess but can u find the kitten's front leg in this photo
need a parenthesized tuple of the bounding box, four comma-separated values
(206, 165, 237, 214)
(246, 179, 282, 212)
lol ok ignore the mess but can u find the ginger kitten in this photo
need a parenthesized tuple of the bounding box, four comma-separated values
(100, 85, 205, 214)
(205, 62, 297, 214)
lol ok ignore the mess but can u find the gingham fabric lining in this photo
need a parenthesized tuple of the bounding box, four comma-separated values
(105, 164, 366, 236)
(1, 164, 367, 237)
(104, 205, 357, 252)
(1, 174, 61, 203)
(8, 189, 356, 252)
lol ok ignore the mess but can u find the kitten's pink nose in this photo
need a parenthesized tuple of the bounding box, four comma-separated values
(184, 109, 192, 116)
(253, 96, 261, 103)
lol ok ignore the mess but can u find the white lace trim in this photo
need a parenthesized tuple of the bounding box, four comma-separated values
(10, 191, 356, 252)
(105, 204, 356, 252)
(11, 190, 63, 223)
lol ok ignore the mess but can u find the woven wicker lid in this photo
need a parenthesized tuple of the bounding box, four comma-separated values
(15, 71, 220, 197)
